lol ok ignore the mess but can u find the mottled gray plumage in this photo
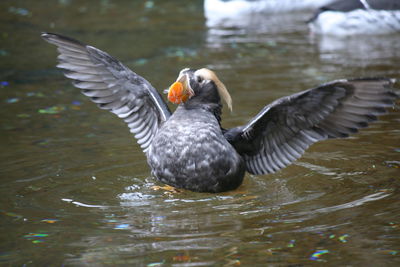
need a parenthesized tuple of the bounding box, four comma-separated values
(148, 105, 245, 192)
(42, 32, 398, 193)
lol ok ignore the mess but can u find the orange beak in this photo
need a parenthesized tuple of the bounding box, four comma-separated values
(167, 74, 194, 104)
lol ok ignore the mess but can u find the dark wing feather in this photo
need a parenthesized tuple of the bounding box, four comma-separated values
(42, 32, 171, 153)
(308, 0, 400, 22)
(368, 0, 400, 10)
(225, 78, 398, 175)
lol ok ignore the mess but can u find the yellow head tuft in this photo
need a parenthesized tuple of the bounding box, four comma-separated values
(194, 68, 232, 111)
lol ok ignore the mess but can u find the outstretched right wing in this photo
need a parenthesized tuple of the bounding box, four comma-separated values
(42, 32, 171, 152)
(225, 78, 398, 174)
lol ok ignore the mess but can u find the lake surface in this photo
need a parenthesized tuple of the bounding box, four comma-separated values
(1, 0, 399, 266)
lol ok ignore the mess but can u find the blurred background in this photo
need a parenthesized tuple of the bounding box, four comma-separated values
(1, 0, 399, 266)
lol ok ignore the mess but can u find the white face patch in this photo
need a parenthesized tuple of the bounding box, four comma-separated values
(194, 68, 233, 111)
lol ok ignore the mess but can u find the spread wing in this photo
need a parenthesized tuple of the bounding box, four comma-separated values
(42, 32, 171, 153)
(225, 78, 398, 174)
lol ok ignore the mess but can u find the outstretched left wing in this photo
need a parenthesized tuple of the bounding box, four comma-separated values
(225, 78, 398, 174)
(42, 32, 171, 152)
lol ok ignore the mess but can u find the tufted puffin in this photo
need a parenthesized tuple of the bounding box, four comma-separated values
(42, 32, 398, 193)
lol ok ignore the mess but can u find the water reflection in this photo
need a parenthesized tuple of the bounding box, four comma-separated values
(310, 34, 400, 67)
(205, 3, 400, 70)
(1, 0, 399, 266)
(62, 166, 398, 265)
(205, 11, 309, 48)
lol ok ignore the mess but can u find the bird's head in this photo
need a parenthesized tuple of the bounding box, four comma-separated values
(167, 68, 232, 111)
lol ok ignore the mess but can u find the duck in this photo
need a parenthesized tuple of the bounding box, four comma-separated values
(308, 0, 400, 35)
(205, 0, 333, 27)
(42, 32, 398, 193)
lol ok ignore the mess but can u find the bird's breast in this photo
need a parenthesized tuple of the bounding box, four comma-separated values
(146, 109, 244, 192)
(149, 115, 232, 168)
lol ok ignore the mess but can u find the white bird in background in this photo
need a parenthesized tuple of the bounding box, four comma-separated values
(308, 0, 400, 35)
(204, 0, 333, 27)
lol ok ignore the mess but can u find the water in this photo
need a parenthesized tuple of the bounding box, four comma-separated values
(1, 0, 399, 266)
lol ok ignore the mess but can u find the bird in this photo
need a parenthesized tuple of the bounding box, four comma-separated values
(308, 0, 400, 35)
(204, 0, 333, 16)
(205, 0, 333, 28)
(42, 32, 398, 193)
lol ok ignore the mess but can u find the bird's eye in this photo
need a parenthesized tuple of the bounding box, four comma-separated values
(197, 76, 204, 83)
